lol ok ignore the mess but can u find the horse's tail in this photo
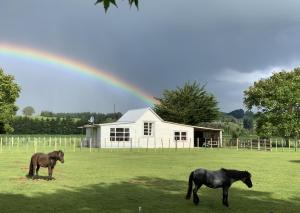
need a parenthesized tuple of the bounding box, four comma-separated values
(27, 158, 34, 177)
(185, 171, 194, 199)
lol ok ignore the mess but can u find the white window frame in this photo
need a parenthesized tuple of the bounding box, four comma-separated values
(110, 127, 130, 142)
(174, 131, 188, 142)
(143, 122, 154, 137)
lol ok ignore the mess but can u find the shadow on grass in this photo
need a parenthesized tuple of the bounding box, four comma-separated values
(1, 177, 299, 213)
(289, 160, 300, 163)
(25, 175, 56, 181)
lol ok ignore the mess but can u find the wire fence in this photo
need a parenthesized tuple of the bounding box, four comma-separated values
(0, 135, 299, 153)
(223, 138, 299, 152)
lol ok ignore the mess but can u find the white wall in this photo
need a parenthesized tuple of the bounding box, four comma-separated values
(100, 123, 135, 148)
(85, 109, 225, 148)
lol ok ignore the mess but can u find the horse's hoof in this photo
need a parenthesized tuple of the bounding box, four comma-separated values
(223, 203, 229, 207)
(193, 198, 200, 205)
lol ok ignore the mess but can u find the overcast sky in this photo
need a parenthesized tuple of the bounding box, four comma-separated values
(1, 0, 300, 114)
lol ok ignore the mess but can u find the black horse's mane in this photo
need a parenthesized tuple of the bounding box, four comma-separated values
(221, 168, 251, 180)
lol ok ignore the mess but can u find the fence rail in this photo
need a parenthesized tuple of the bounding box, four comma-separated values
(0, 135, 299, 153)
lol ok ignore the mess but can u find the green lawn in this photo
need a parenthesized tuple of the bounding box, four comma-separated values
(0, 149, 299, 213)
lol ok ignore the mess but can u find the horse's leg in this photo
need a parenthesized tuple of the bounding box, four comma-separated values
(36, 165, 40, 176)
(193, 184, 202, 205)
(51, 166, 54, 179)
(48, 166, 52, 180)
(32, 163, 37, 179)
(222, 186, 229, 207)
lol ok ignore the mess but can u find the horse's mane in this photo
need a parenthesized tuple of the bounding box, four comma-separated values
(221, 168, 251, 180)
(48, 150, 63, 159)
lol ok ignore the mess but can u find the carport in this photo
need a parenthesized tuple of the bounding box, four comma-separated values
(193, 126, 223, 147)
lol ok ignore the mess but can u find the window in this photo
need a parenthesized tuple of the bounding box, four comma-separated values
(110, 128, 130, 141)
(144, 122, 154, 136)
(174, 131, 187, 141)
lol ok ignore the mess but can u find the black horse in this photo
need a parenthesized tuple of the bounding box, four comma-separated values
(186, 168, 252, 207)
(27, 150, 64, 180)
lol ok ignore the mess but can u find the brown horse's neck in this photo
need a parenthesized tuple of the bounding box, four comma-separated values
(48, 151, 59, 160)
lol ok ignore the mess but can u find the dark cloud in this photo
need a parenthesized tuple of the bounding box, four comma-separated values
(1, 0, 300, 113)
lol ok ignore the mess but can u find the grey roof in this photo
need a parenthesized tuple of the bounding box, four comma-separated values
(117, 108, 151, 122)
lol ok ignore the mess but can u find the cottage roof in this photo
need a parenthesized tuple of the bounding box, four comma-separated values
(117, 107, 162, 122)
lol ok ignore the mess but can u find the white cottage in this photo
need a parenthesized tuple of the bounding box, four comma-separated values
(84, 108, 222, 148)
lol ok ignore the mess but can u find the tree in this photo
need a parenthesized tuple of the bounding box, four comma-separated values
(227, 109, 245, 119)
(154, 81, 219, 125)
(0, 68, 21, 133)
(243, 117, 253, 130)
(22, 106, 35, 116)
(95, 0, 138, 12)
(244, 68, 300, 142)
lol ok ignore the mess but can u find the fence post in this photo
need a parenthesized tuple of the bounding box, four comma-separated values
(264, 139, 267, 151)
(89, 138, 92, 152)
(189, 138, 191, 151)
(175, 139, 177, 151)
(168, 138, 171, 151)
(64, 137, 67, 151)
(236, 138, 239, 151)
(281, 139, 284, 152)
(130, 138, 133, 151)
(26, 138, 29, 153)
(73, 139, 75, 152)
(34, 138, 37, 153)
(250, 139, 253, 151)
(197, 138, 199, 149)
(275, 139, 278, 151)
(289, 138, 291, 150)
(210, 138, 213, 149)
(18, 137, 20, 151)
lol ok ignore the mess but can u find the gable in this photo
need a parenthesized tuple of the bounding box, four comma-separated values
(118, 108, 163, 123)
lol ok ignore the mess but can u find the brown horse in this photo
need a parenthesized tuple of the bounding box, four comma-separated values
(27, 150, 64, 180)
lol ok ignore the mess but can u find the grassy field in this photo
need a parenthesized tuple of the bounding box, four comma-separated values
(0, 149, 299, 213)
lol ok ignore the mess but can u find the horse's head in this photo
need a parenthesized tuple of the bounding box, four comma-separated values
(58, 150, 64, 163)
(241, 171, 252, 188)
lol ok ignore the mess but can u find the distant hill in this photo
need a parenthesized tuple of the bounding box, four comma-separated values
(227, 109, 245, 119)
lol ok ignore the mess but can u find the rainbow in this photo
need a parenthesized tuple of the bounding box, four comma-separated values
(0, 43, 158, 105)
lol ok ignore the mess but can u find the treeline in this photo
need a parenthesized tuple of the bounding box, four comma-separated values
(11, 112, 122, 135)
(40, 111, 122, 123)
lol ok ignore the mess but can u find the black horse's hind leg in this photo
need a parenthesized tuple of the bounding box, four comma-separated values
(36, 165, 40, 176)
(222, 186, 229, 207)
(193, 184, 202, 205)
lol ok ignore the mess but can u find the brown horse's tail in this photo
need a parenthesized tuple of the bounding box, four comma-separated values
(185, 171, 194, 199)
(27, 158, 34, 177)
